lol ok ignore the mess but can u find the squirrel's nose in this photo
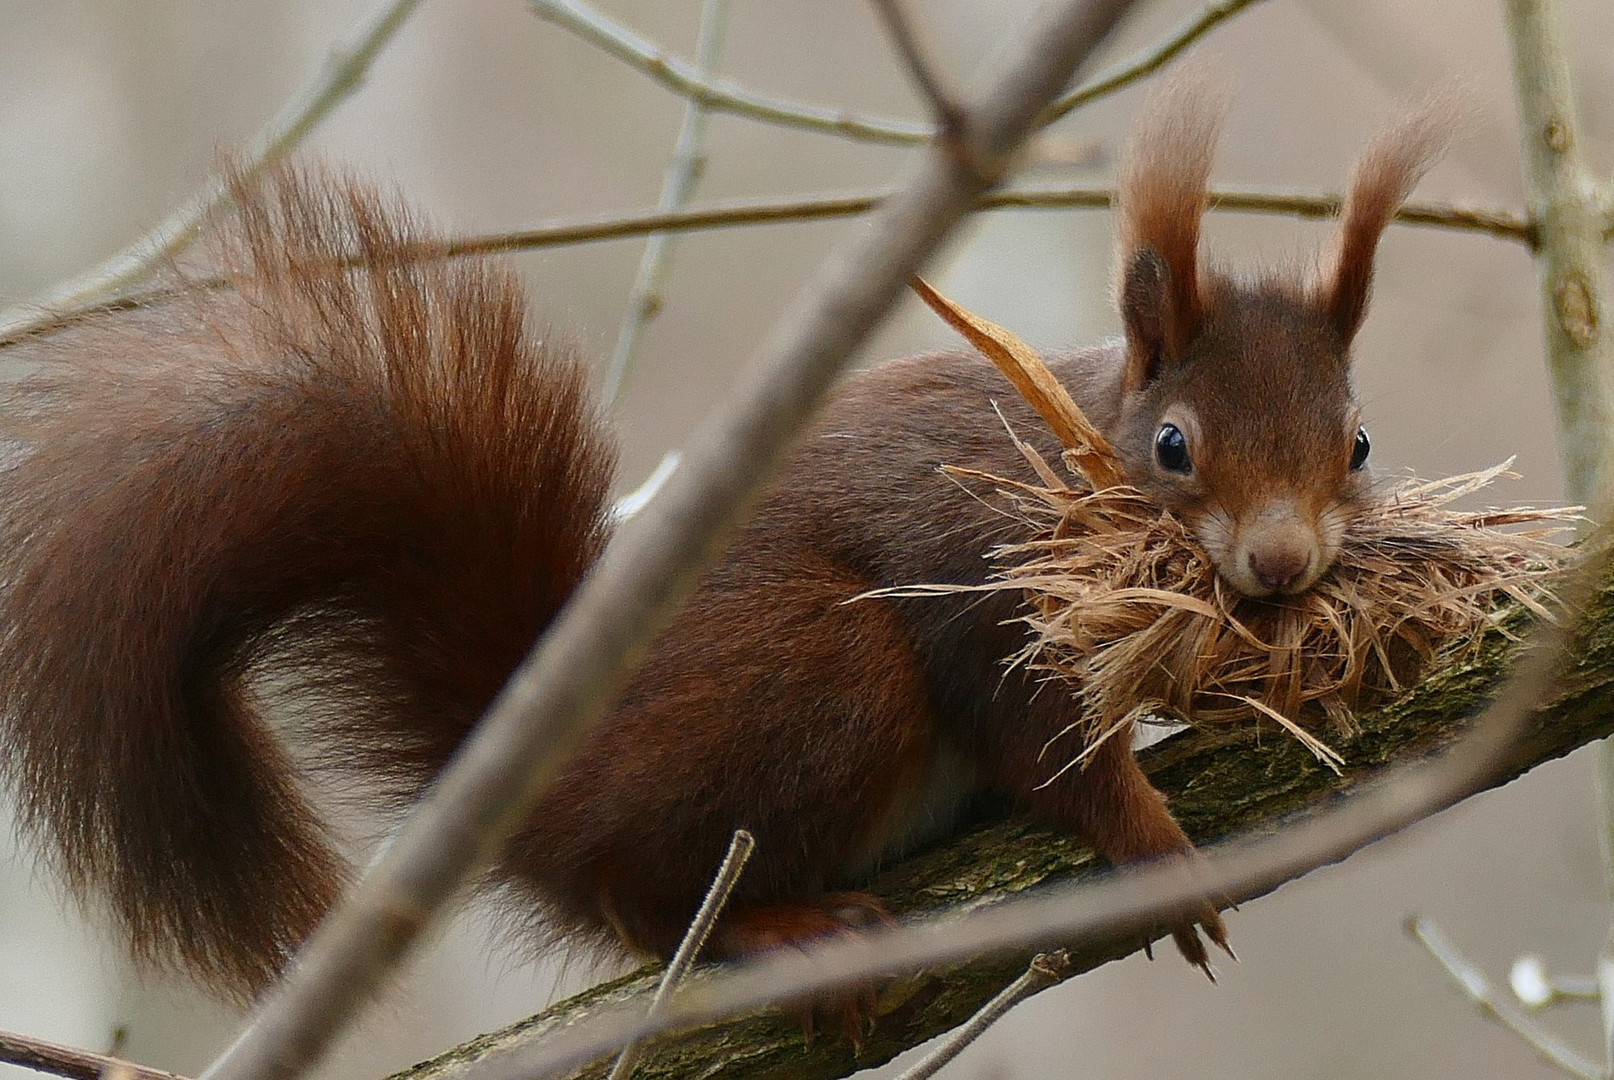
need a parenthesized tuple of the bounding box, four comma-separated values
(1248, 546, 1310, 591)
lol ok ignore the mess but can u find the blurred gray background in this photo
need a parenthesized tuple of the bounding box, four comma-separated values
(0, 0, 1610, 1077)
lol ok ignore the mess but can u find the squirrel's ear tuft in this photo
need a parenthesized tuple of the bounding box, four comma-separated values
(1114, 72, 1227, 392)
(1316, 96, 1454, 341)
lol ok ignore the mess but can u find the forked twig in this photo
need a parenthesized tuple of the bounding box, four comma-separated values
(529, 0, 1265, 148)
(1409, 917, 1604, 1080)
(528, 0, 931, 144)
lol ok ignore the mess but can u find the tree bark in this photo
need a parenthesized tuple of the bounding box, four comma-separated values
(388, 586, 1614, 1080)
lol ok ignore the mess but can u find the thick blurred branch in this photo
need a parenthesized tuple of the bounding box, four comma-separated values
(389, 582, 1614, 1080)
(0, 0, 426, 346)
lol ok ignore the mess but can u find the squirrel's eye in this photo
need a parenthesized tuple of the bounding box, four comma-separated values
(1155, 423, 1191, 474)
(1351, 426, 1371, 471)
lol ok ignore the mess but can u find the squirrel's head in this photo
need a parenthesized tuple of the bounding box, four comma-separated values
(1108, 78, 1450, 599)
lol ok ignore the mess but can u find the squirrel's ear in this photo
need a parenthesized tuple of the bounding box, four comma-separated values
(1317, 98, 1453, 341)
(1119, 248, 1172, 390)
(1114, 73, 1226, 393)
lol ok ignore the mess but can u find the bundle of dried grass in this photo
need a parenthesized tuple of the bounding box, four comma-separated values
(899, 280, 1574, 777)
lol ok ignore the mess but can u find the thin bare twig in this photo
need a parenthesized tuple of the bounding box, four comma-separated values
(0, 0, 426, 347)
(869, 0, 964, 128)
(530, 0, 1265, 148)
(0, 186, 1536, 358)
(1409, 917, 1604, 1080)
(527, 0, 932, 145)
(0, 1028, 188, 1080)
(604, 0, 732, 407)
(195, 5, 1142, 1080)
(607, 830, 756, 1080)
(0, 0, 1264, 354)
(442, 185, 1537, 254)
(1040, 0, 1266, 125)
(890, 951, 1073, 1080)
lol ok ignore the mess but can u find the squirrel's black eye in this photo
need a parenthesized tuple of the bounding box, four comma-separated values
(1155, 423, 1191, 474)
(1351, 426, 1371, 471)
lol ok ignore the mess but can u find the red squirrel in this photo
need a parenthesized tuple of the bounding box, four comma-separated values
(0, 86, 1444, 1004)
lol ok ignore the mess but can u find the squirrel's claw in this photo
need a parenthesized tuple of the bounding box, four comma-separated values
(1166, 898, 1232, 980)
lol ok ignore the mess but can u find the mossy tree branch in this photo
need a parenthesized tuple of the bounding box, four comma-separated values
(386, 581, 1614, 1080)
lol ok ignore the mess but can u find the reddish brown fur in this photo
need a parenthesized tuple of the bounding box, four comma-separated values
(1108, 276, 1370, 540)
(1110, 88, 1451, 600)
(0, 87, 1445, 1002)
(1115, 76, 1226, 375)
(1319, 99, 1453, 337)
(489, 344, 1229, 968)
(0, 166, 615, 998)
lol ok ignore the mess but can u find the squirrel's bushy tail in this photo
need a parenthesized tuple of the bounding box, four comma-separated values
(0, 165, 616, 998)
